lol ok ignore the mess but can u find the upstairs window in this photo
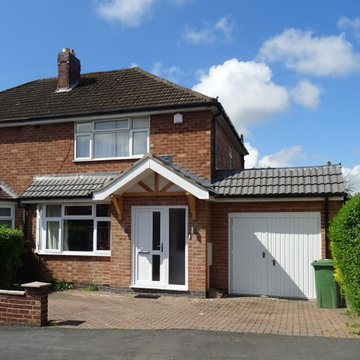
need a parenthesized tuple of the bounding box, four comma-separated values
(75, 118, 150, 160)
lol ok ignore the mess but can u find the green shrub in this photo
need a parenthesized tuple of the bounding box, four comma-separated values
(52, 278, 74, 291)
(329, 194, 360, 316)
(0, 226, 26, 289)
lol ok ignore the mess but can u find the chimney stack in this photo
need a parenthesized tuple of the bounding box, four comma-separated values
(57, 48, 81, 91)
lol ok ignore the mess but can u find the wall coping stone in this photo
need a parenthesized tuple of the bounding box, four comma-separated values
(21, 281, 51, 289)
(0, 289, 25, 296)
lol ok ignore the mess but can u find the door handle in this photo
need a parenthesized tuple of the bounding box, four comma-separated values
(272, 259, 276, 266)
(138, 250, 150, 254)
(262, 251, 266, 258)
(160, 243, 163, 252)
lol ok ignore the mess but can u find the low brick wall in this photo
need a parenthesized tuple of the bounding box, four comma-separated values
(0, 282, 51, 326)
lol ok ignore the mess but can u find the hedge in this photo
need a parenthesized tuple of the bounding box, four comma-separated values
(0, 226, 27, 289)
(329, 194, 360, 315)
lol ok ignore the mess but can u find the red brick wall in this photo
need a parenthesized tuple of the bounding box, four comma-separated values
(0, 110, 213, 196)
(215, 122, 244, 170)
(26, 197, 209, 294)
(209, 200, 343, 290)
(0, 286, 49, 326)
(150, 111, 212, 179)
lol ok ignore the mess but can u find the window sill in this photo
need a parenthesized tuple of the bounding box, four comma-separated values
(36, 251, 111, 257)
(73, 155, 143, 163)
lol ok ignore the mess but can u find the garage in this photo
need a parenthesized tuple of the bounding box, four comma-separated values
(229, 212, 321, 299)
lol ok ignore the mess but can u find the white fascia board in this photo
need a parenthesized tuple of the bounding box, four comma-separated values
(209, 196, 344, 202)
(149, 160, 209, 200)
(93, 160, 152, 201)
(93, 158, 210, 201)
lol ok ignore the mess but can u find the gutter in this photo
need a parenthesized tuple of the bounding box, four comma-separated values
(0, 102, 217, 128)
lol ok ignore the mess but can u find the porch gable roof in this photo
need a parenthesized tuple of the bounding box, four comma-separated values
(92, 154, 213, 201)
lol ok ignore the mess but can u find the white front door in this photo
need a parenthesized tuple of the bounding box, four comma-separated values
(132, 206, 188, 290)
(229, 212, 321, 299)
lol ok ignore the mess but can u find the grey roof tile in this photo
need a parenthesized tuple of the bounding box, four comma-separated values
(212, 164, 345, 198)
(21, 172, 119, 199)
(0, 68, 215, 123)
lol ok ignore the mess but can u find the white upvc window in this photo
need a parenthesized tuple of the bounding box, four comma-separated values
(0, 204, 15, 228)
(38, 203, 111, 256)
(74, 117, 150, 161)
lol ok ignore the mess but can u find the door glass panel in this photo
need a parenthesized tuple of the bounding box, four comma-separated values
(169, 208, 185, 285)
(152, 211, 160, 250)
(152, 255, 160, 281)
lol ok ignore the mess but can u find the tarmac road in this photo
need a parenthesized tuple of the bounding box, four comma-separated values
(0, 328, 359, 360)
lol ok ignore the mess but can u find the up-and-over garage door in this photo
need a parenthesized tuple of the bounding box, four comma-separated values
(229, 212, 321, 299)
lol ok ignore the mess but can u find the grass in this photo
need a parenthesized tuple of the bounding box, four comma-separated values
(81, 285, 98, 291)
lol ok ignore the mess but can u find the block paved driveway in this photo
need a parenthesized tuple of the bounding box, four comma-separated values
(48, 290, 358, 338)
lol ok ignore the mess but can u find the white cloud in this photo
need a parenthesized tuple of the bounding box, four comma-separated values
(290, 80, 320, 109)
(258, 145, 305, 168)
(259, 28, 360, 76)
(151, 61, 182, 82)
(244, 142, 259, 168)
(183, 16, 235, 45)
(183, 25, 216, 45)
(338, 16, 360, 41)
(96, 0, 155, 27)
(244, 143, 305, 169)
(192, 58, 289, 135)
(214, 16, 235, 44)
(342, 165, 360, 194)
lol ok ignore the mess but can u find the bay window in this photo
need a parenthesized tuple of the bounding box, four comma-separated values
(75, 117, 150, 160)
(39, 204, 111, 255)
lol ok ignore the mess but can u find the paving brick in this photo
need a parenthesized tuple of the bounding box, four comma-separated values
(48, 290, 357, 338)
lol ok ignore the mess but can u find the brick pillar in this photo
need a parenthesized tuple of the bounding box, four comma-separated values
(21, 282, 51, 326)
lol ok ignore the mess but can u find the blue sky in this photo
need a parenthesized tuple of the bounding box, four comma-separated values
(1, 0, 360, 191)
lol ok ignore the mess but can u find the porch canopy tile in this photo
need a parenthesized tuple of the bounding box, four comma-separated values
(21, 172, 120, 200)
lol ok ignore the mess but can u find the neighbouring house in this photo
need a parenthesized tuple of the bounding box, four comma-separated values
(0, 48, 345, 299)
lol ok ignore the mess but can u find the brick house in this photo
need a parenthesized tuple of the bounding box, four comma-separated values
(0, 49, 345, 298)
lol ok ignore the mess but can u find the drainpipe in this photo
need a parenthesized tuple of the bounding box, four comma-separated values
(211, 106, 221, 180)
(324, 196, 330, 258)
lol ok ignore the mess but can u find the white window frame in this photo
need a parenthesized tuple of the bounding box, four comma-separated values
(74, 117, 150, 161)
(37, 203, 111, 256)
(0, 203, 15, 228)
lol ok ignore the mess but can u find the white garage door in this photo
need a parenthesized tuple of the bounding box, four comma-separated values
(229, 212, 321, 299)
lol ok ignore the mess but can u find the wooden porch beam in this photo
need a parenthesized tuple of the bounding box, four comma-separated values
(111, 194, 123, 220)
(160, 181, 174, 192)
(186, 193, 197, 221)
(123, 191, 186, 197)
(138, 181, 153, 193)
(154, 173, 159, 192)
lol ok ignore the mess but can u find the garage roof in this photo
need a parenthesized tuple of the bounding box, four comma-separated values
(212, 164, 345, 197)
